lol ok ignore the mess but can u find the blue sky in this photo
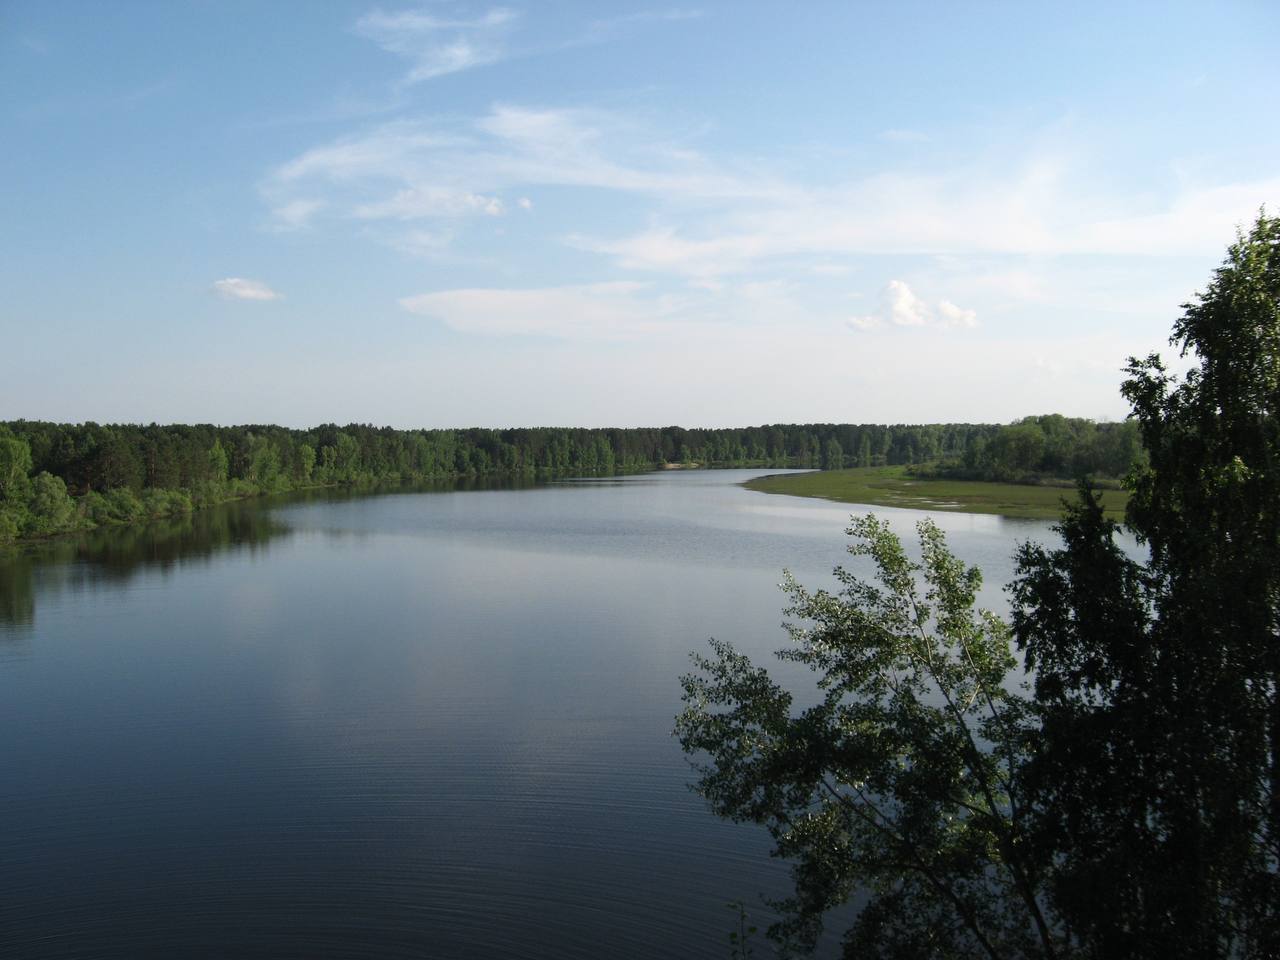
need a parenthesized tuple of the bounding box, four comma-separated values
(4, 1, 1278, 428)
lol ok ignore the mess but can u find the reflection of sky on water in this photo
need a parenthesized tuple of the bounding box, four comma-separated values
(265, 468, 1139, 618)
(0, 469, 1146, 958)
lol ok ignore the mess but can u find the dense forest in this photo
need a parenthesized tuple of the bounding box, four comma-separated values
(0, 416, 1141, 542)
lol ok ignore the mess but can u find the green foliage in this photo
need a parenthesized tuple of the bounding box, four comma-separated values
(0, 434, 34, 503)
(822, 437, 844, 471)
(0, 506, 22, 542)
(857, 434, 872, 468)
(678, 517, 1055, 958)
(97, 487, 145, 523)
(208, 439, 229, 481)
(930, 416, 1142, 484)
(141, 488, 193, 519)
(25, 472, 75, 534)
(1011, 212, 1280, 959)
(297, 443, 316, 482)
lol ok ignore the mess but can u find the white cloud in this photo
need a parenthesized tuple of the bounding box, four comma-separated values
(937, 299, 978, 328)
(212, 278, 283, 301)
(886, 279, 931, 326)
(847, 281, 977, 332)
(355, 7, 518, 84)
(518, 196, 533, 210)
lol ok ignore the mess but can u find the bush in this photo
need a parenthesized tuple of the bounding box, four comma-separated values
(24, 472, 77, 535)
(0, 506, 24, 542)
(100, 487, 145, 523)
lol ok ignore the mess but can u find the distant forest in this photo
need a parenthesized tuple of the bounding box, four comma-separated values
(0, 416, 1141, 541)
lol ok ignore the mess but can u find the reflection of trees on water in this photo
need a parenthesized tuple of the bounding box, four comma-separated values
(0, 500, 292, 631)
(0, 558, 34, 631)
(290, 475, 547, 499)
(0, 474, 563, 633)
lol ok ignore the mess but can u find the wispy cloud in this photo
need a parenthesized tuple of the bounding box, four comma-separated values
(263, 93, 1280, 276)
(355, 188, 505, 219)
(355, 7, 518, 84)
(212, 278, 283, 301)
(584, 8, 704, 41)
(396, 277, 825, 340)
(260, 104, 789, 254)
(267, 198, 326, 231)
(400, 281, 674, 338)
(575, 167, 1280, 276)
(848, 280, 977, 331)
(268, 105, 788, 202)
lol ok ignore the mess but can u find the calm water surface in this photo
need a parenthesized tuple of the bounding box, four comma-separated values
(0, 470, 1106, 958)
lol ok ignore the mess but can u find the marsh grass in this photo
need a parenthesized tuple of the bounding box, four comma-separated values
(743, 465, 1129, 521)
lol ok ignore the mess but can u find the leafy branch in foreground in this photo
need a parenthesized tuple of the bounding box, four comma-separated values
(677, 516, 1056, 959)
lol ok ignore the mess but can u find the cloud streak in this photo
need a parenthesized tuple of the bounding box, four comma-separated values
(260, 103, 792, 257)
(213, 278, 283, 301)
(355, 7, 518, 84)
(264, 99, 1280, 274)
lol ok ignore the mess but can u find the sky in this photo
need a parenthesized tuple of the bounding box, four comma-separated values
(3, 1, 1278, 429)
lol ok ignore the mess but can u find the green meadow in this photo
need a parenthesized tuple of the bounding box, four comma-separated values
(743, 465, 1129, 521)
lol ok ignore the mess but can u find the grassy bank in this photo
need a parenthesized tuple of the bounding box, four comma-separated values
(743, 465, 1129, 521)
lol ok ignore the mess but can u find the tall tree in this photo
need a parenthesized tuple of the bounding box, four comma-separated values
(1011, 212, 1280, 958)
(822, 437, 844, 471)
(0, 432, 33, 503)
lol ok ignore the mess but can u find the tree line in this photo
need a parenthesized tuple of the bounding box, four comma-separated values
(0, 418, 1136, 543)
(920, 414, 1142, 484)
(678, 213, 1280, 958)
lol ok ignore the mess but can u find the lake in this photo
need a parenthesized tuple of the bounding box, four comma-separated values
(0, 469, 1090, 959)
